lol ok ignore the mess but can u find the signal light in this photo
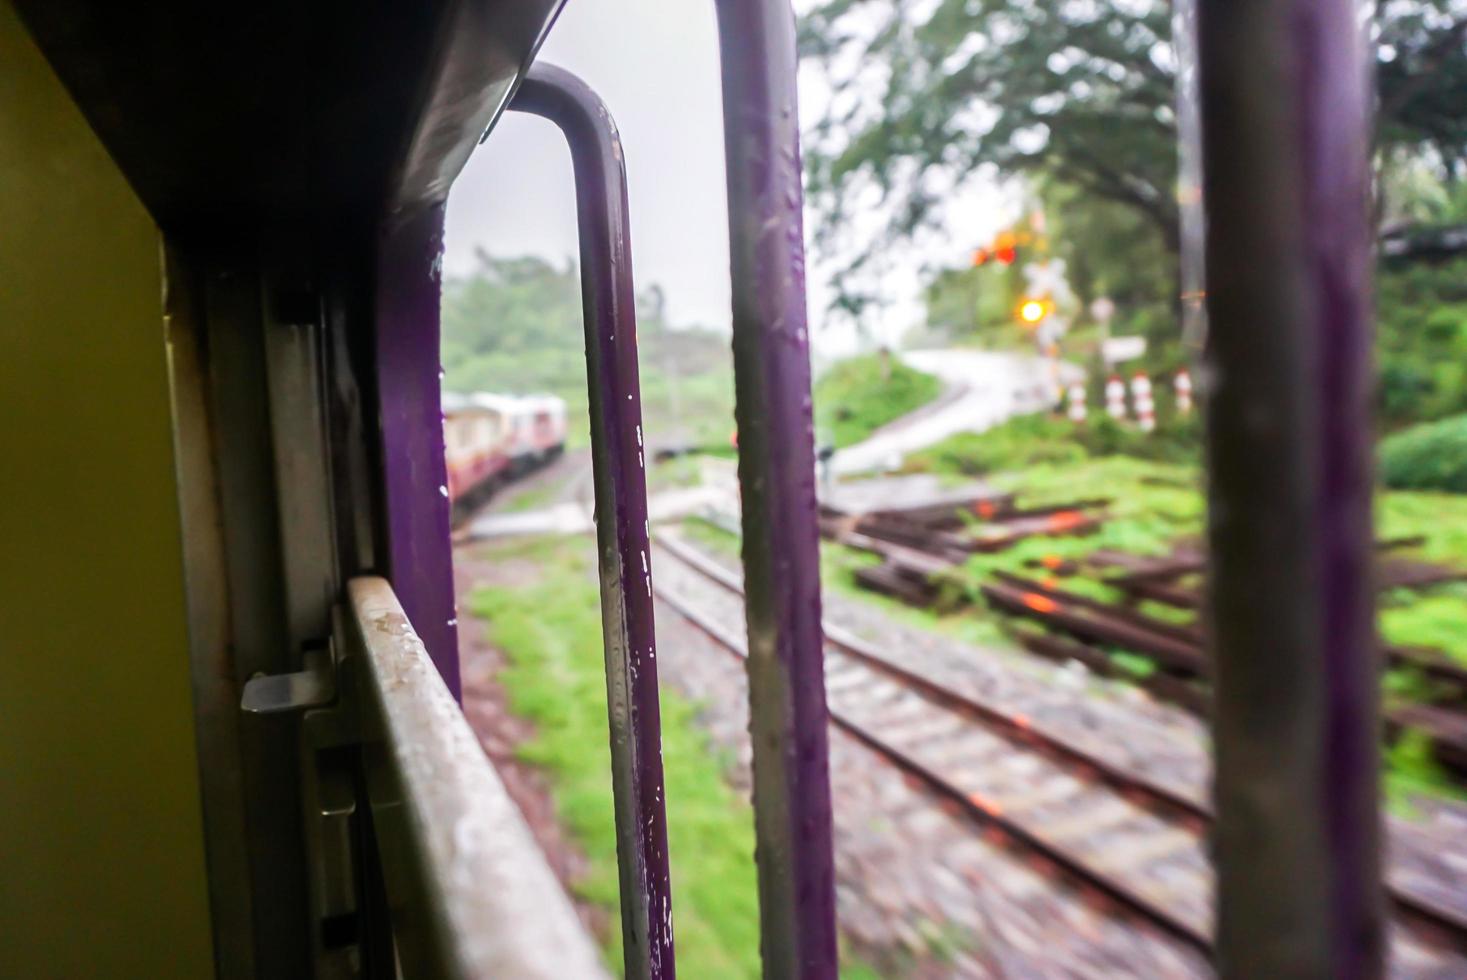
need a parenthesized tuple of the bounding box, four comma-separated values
(1018, 299, 1048, 324)
(973, 228, 1025, 267)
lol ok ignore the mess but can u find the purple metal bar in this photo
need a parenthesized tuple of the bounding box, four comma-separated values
(712, 1, 839, 975)
(1194, 0, 1382, 975)
(369, 1, 568, 702)
(511, 64, 675, 980)
(374, 202, 460, 699)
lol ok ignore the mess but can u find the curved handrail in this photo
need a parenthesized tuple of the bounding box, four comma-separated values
(511, 64, 676, 980)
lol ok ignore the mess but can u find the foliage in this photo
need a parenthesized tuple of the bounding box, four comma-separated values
(1042, 181, 1173, 321)
(1386, 730, 1467, 811)
(801, 0, 1467, 421)
(800, 0, 1180, 299)
(901, 412, 1199, 477)
(801, 0, 1467, 290)
(1377, 492, 1467, 665)
(1382, 586, 1467, 667)
(813, 353, 943, 448)
(920, 262, 1027, 345)
(905, 416, 1089, 475)
(1376, 258, 1467, 428)
(1380, 413, 1467, 491)
(469, 537, 763, 976)
(441, 251, 736, 449)
(1036, 180, 1184, 375)
(501, 481, 560, 514)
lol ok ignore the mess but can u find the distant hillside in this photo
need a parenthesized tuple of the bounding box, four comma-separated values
(441, 251, 734, 448)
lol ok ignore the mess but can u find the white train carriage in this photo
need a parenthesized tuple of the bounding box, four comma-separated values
(442, 392, 512, 503)
(442, 392, 567, 505)
(508, 394, 568, 470)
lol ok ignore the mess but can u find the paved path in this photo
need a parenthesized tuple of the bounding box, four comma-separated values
(831, 348, 1082, 476)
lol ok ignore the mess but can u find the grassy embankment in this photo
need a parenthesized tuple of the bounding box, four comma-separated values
(909, 415, 1467, 804)
(814, 353, 943, 448)
(469, 536, 878, 977)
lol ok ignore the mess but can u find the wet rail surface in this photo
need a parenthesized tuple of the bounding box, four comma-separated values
(651, 530, 1467, 975)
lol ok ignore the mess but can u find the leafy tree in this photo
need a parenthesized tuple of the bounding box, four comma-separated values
(441, 250, 582, 375)
(921, 264, 1014, 342)
(800, 0, 1467, 309)
(1376, 255, 1467, 427)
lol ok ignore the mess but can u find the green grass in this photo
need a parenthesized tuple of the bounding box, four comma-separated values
(680, 515, 742, 556)
(902, 413, 1201, 475)
(641, 368, 738, 449)
(925, 455, 1208, 614)
(501, 481, 560, 513)
(647, 455, 705, 493)
(1381, 587, 1467, 667)
(814, 353, 943, 448)
(1378, 489, 1467, 566)
(469, 535, 875, 976)
(1375, 491, 1467, 668)
(1386, 730, 1467, 812)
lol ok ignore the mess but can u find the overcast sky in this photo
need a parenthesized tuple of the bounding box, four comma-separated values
(444, 0, 1012, 355)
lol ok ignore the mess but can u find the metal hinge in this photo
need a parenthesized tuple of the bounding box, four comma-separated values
(240, 643, 336, 714)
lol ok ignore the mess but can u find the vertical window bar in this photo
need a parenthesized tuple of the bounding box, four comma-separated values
(376, 202, 462, 699)
(511, 64, 676, 980)
(712, 1, 840, 976)
(1194, 0, 1383, 975)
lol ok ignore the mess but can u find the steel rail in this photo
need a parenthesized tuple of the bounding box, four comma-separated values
(651, 574, 1214, 957)
(511, 65, 674, 979)
(657, 534, 1207, 824)
(660, 533, 1467, 951)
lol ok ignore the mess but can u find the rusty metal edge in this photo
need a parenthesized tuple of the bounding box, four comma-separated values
(348, 576, 609, 979)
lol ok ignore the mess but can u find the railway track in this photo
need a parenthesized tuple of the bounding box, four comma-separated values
(652, 531, 1467, 968)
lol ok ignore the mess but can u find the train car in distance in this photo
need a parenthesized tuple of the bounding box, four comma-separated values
(501, 393, 567, 475)
(443, 391, 567, 508)
(442, 392, 508, 505)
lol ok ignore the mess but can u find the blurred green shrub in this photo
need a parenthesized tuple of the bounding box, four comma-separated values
(904, 407, 1200, 476)
(814, 353, 943, 448)
(1380, 414, 1467, 493)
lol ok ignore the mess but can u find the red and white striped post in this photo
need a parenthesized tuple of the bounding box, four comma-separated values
(1043, 341, 1063, 407)
(1105, 374, 1128, 421)
(1131, 372, 1155, 432)
(1174, 368, 1194, 416)
(1066, 382, 1087, 423)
